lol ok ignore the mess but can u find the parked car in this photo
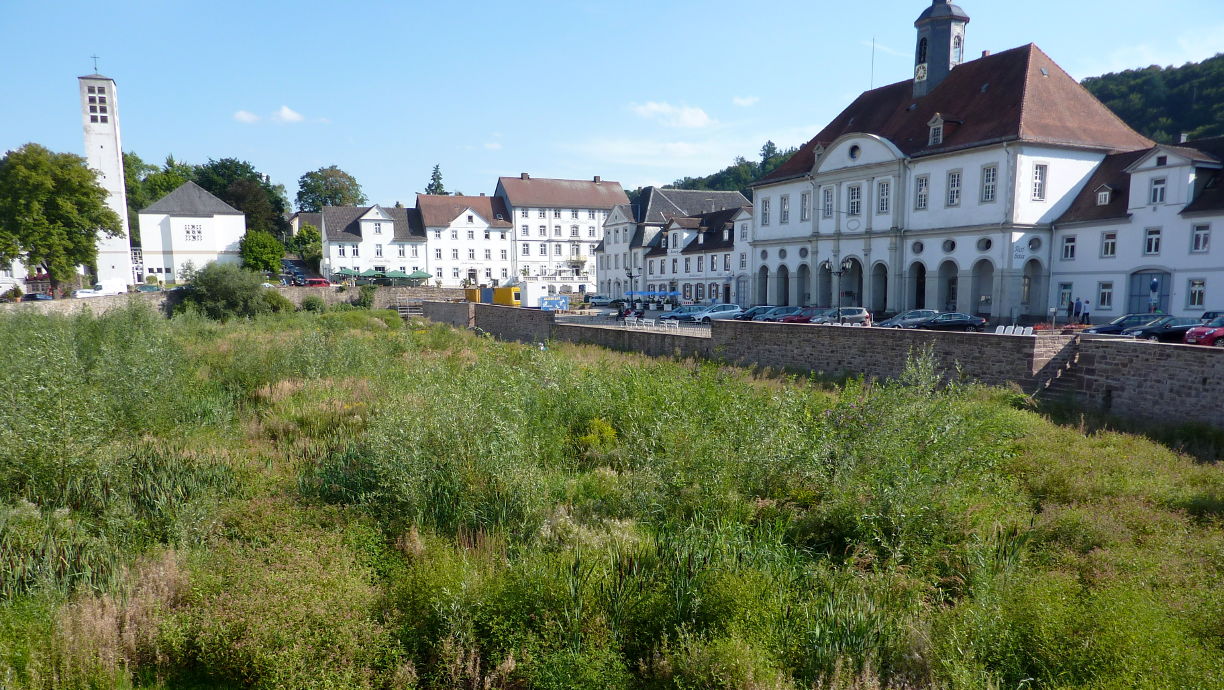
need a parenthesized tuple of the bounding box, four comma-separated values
(735, 306, 775, 321)
(292, 275, 307, 286)
(20, 292, 53, 301)
(304, 278, 331, 287)
(679, 304, 743, 323)
(778, 307, 831, 324)
(1122, 316, 1202, 342)
(586, 294, 612, 306)
(135, 284, 162, 293)
(260, 282, 277, 288)
(1200, 310, 1224, 322)
(1184, 316, 1224, 347)
(753, 306, 802, 322)
(811, 307, 873, 326)
(876, 309, 939, 328)
(659, 305, 706, 321)
(1083, 313, 1161, 335)
(908, 312, 988, 331)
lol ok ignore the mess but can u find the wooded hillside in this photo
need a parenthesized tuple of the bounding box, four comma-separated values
(1083, 53, 1224, 143)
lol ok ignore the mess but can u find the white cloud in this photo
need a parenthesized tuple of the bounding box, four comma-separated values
(484, 141, 503, 151)
(630, 101, 714, 128)
(272, 105, 305, 123)
(233, 110, 260, 123)
(732, 96, 759, 107)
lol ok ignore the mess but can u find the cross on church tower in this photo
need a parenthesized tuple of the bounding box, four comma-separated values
(90, 54, 100, 72)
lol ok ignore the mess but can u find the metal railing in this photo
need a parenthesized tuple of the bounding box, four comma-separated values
(554, 312, 712, 337)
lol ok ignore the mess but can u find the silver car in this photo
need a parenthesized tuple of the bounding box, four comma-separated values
(811, 307, 873, 325)
(685, 304, 743, 323)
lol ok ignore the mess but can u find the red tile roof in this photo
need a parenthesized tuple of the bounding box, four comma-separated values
(496, 175, 629, 209)
(416, 194, 512, 228)
(759, 44, 1152, 185)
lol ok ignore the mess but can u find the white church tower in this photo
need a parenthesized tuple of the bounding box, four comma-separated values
(78, 73, 134, 287)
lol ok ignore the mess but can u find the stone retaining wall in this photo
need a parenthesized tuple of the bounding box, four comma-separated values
(472, 304, 555, 343)
(0, 291, 174, 317)
(279, 286, 464, 309)
(420, 301, 475, 328)
(1072, 338, 1224, 428)
(551, 323, 713, 359)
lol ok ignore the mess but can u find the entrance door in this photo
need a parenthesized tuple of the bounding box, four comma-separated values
(1128, 271, 1171, 314)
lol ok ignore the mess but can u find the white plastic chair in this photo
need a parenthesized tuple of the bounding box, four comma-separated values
(623, 317, 637, 327)
(994, 325, 1006, 334)
(1022, 326, 1034, 336)
(852, 322, 863, 327)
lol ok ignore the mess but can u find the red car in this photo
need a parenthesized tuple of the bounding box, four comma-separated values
(304, 278, 332, 287)
(1183, 316, 1224, 347)
(779, 306, 830, 324)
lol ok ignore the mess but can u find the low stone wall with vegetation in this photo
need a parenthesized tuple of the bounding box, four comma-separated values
(420, 301, 475, 328)
(279, 286, 464, 309)
(0, 291, 175, 317)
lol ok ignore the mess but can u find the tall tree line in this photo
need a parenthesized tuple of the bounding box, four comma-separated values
(1083, 53, 1224, 143)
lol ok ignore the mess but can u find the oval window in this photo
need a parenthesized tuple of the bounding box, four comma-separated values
(942, 239, 957, 253)
(977, 237, 992, 252)
(912, 241, 924, 254)
(1028, 237, 1042, 251)
(799, 247, 809, 258)
(849, 145, 861, 160)
(779, 249, 788, 260)
(760, 249, 768, 260)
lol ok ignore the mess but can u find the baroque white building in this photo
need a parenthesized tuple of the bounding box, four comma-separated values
(1052, 139, 1224, 318)
(747, 0, 1153, 322)
(321, 205, 427, 276)
(418, 194, 514, 287)
(597, 187, 750, 299)
(495, 174, 628, 293)
(137, 181, 246, 281)
(643, 207, 754, 304)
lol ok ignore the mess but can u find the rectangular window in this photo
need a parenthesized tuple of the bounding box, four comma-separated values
(1145, 227, 1161, 255)
(570, 226, 579, 237)
(338, 245, 346, 257)
(847, 185, 862, 216)
(539, 243, 547, 256)
(800, 192, 811, 221)
(553, 226, 561, 237)
(373, 222, 382, 234)
(484, 268, 492, 278)
(351, 244, 359, 257)
(1101, 232, 1117, 258)
(521, 244, 529, 256)
(500, 249, 507, 260)
(553, 209, 561, 218)
(1192, 224, 1210, 253)
(521, 225, 529, 236)
(452, 268, 460, 278)
(1189, 279, 1206, 308)
(570, 210, 578, 219)
(1061, 235, 1076, 260)
(946, 171, 962, 206)
(452, 249, 459, 259)
(522, 209, 531, 218)
(981, 165, 998, 202)
(1150, 177, 1166, 204)
(538, 210, 546, 218)
(466, 230, 474, 240)
(740, 253, 746, 269)
(929, 124, 943, 146)
(915, 175, 930, 210)
(822, 187, 834, 218)
(553, 244, 562, 256)
(484, 249, 491, 260)
(1096, 190, 1111, 206)
(435, 248, 442, 259)
(760, 198, 771, 226)
(877, 180, 891, 214)
(1098, 281, 1114, 310)
(451, 230, 458, 239)
(588, 210, 596, 219)
(501, 268, 508, 278)
(434, 231, 442, 239)
(684, 258, 691, 272)
(588, 227, 595, 237)
(780, 195, 790, 224)
(1032, 164, 1048, 201)
(539, 225, 546, 237)
(398, 245, 405, 257)
(649, 260, 655, 275)
(672, 259, 678, 273)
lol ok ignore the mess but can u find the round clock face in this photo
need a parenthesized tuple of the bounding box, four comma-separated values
(915, 63, 928, 81)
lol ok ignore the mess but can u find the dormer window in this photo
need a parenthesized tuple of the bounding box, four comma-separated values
(1150, 177, 1167, 205)
(722, 228, 729, 242)
(698, 234, 704, 245)
(671, 233, 678, 248)
(928, 114, 945, 146)
(1096, 189, 1111, 206)
(467, 215, 473, 223)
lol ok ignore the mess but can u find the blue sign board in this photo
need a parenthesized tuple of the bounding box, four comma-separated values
(538, 296, 570, 311)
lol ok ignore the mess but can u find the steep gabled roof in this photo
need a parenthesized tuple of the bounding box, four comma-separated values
(678, 207, 746, 254)
(322, 205, 425, 243)
(416, 194, 513, 228)
(289, 211, 322, 229)
(636, 187, 751, 224)
(496, 175, 629, 209)
(759, 44, 1152, 185)
(141, 181, 243, 216)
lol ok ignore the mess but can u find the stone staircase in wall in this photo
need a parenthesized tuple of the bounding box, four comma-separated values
(393, 300, 423, 320)
(1036, 347, 1084, 402)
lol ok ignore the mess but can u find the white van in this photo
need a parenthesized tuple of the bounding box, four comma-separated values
(73, 280, 128, 298)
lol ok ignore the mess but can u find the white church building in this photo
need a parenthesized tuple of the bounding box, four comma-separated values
(137, 181, 247, 282)
(747, 0, 1154, 322)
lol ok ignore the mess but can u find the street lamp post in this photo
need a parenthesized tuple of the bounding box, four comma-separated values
(625, 269, 640, 307)
(821, 258, 854, 325)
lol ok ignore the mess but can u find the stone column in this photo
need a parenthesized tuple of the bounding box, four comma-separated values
(957, 270, 974, 314)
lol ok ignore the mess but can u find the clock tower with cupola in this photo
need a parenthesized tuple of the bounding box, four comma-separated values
(913, 0, 970, 98)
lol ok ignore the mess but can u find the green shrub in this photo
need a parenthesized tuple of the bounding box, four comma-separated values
(262, 288, 294, 313)
(178, 261, 271, 321)
(300, 294, 326, 312)
(355, 283, 377, 309)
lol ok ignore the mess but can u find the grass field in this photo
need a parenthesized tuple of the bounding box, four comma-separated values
(2, 303, 1222, 689)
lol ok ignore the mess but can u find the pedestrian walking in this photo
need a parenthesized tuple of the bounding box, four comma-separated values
(1081, 299, 1091, 324)
(1066, 298, 1074, 321)
(1073, 297, 1083, 323)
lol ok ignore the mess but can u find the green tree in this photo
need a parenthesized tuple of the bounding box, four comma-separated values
(296, 165, 367, 212)
(292, 224, 322, 272)
(1083, 53, 1224, 141)
(123, 151, 157, 245)
(424, 164, 447, 195)
(180, 261, 273, 320)
(239, 230, 284, 274)
(194, 158, 290, 239)
(144, 155, 195, 203)
(0, 143, 122, 289)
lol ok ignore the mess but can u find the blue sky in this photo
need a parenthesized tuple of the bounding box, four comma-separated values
(3, 0, 1222, 207)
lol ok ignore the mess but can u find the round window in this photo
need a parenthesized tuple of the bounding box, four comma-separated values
(942, 239, 957, 253)
(912, 241, 924, 254)
(779, 249, 788, 260)
(849, 145, 861, 160)
(799, 247, 809, 258)
(977, 237, 992, 252)
(760, 249, 768, 260)
(1028, 237, 1042, 252)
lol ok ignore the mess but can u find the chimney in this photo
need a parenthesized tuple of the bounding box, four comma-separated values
(479, 192, 486, 196)
(1180, 132, 1190, 144)
(981, 50, 991, 58)
(520, 172, 530, 180)
(593, 175, 601, 183)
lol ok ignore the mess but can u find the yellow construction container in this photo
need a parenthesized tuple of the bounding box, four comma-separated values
(492, 286, 521, 306)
